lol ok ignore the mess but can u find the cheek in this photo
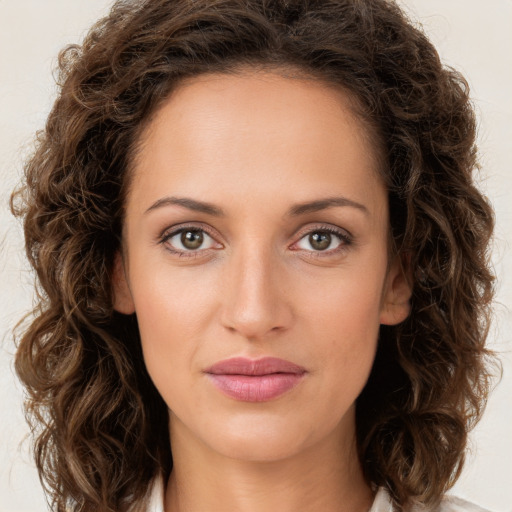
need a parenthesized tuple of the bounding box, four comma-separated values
(299, 261, 386, 389)
(128, 260, 220, 400)
(305, 257, 385, 333)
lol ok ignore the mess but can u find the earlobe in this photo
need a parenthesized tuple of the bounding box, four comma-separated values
(380, 253, 413, 326)
(112, 251, 135, 315)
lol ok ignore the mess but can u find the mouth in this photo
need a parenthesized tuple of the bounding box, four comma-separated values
(204, 356, 306, 376)
(204, 357, 306, 402)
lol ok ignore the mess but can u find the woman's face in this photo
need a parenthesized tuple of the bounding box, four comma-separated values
(114, 71, 411, 462)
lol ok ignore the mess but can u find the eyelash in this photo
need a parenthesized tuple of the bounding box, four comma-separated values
(158, 223, 353, 259)
(292, 225, 353, 258)
(159, 224, 220, 259)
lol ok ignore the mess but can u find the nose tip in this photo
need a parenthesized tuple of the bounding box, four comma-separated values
(224, 319, 284, 340)
(220, 253, 292, 340)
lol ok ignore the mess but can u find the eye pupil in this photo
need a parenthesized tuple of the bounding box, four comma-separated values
(181, 230, 204, 249)
(309, 232, 331, 251)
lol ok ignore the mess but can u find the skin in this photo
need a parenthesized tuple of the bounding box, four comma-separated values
(114, 70, 412, 512)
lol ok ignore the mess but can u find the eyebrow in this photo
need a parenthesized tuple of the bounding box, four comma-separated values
(145, 196, 225, 216)
(144, 195, 368, 217)
(287, 196, 368, 216)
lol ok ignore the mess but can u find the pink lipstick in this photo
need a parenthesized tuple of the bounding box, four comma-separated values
(204, 357, 306, 402)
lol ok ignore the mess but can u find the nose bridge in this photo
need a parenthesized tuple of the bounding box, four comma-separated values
(221, 237, 291, 338)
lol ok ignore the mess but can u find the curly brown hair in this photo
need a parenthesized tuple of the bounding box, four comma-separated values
(11, 0, 495, 511)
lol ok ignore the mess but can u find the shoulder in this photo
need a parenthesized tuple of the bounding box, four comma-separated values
(371, 487, 492, 512)
(433, 495, 491, 512)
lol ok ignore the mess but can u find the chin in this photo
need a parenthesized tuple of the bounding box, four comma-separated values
(203, 416, 318, 463)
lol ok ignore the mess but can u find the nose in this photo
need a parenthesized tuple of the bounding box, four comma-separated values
(220, 244, 293, 340)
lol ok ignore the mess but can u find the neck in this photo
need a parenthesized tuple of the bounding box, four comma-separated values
(164, 412, 373, 512)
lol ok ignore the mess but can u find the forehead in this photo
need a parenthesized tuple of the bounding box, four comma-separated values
(128, 70, 386, 218)
(137, 70, 380, 163)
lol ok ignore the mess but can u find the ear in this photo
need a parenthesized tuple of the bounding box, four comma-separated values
(379, 253, 413, 326)
(112, 251, 135, 314)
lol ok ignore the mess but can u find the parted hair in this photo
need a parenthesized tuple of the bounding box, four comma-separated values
(11, 0, 495, 511)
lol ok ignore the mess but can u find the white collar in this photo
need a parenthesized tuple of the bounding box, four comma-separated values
(146, 477, 489, 512)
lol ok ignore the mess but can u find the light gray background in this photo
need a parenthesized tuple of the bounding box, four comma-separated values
(1, 1, 511, 511)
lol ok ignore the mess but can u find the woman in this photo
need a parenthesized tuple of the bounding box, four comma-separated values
(11, 0, 496, 511)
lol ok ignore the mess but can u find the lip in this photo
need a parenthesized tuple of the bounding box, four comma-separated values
(205, 357, 306, 376)
(204, 357, 306, 402)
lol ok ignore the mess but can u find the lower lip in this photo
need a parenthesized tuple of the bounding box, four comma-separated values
(206, 373, 305, 402)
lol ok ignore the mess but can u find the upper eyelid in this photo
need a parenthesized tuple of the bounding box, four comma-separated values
(292, 223, 353, 244)
(160, 222, 219, 240)
(160, 222, 350, 236)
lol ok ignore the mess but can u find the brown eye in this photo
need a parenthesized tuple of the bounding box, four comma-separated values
(294, 228, 350, 254)
(163, 228, 218, 253)
(181, 230, 204, 250)
(308, 232, 331, 251)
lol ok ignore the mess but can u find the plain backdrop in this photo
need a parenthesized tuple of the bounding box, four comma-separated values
(1, 1, 511, 511)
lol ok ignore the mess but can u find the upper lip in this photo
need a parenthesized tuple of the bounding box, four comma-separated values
(205, 357, 306, 376)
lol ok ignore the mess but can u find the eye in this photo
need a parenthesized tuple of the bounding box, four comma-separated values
(161, 227, 220, 254)
(294, 227, 351, 253)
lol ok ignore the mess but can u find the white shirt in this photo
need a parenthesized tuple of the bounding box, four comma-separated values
(146, 477, 489, 512)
